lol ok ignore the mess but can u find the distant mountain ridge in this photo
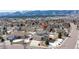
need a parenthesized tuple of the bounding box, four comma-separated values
(0, 10, 79, 18)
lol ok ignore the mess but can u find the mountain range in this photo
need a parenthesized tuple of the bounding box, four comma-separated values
(0, 10, 79, 18)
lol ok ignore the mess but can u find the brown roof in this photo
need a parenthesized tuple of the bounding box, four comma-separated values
(11, 31, 26, 36)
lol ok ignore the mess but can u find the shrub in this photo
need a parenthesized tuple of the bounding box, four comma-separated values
(58, 32, 62, 38)
(45, 40, 49, 46)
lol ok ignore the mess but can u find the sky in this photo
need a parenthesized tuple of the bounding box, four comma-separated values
(0, 0, 79, 10)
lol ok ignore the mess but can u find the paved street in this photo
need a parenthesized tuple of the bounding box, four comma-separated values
(57, 23, 79, 49)
(75, 33, 79, 49)
(0, 40, 24, 49)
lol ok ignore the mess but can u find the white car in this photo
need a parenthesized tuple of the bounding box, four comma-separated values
(49, 39, 63, 48)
